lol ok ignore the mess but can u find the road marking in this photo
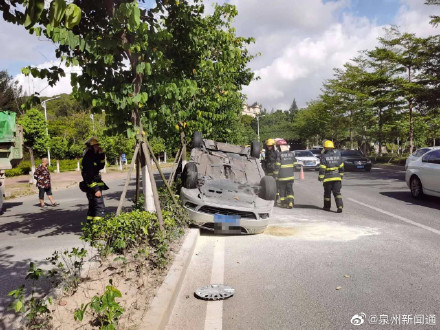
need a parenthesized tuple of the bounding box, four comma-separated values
(349, 198, 440, 236)
(204, 237, 225, 330)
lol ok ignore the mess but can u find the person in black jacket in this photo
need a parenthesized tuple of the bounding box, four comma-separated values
(276, 141, 297, 208)
(82, 137, 108, 221)
(318, 140, 344, 213)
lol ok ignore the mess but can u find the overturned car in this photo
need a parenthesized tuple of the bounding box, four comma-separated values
(180, 133, 277, 234)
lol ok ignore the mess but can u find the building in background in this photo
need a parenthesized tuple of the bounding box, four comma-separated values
(242, 102, 261, 118)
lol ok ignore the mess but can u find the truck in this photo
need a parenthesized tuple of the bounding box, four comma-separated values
(0, 111, 24, 211)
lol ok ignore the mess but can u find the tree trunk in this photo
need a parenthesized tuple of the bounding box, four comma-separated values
(409, 99, 414, 154)
(27, 147, 36, 184)
(378, 109, 383, 156)
(56, 160, 60, 173)
(76, 158, 80, 171)
(135, 153, 140, 204)
(350, 111, 354, 150)
(140, 146, 155, 212)
(118, 154, 123, 171)
(180, 130, 187, 169)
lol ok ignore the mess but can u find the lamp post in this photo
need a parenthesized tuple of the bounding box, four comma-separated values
(41, 96, 60, 166)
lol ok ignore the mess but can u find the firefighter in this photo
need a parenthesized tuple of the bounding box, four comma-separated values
(81, 137, 109, 221)
(262, 138, 280, 178)
(318, 140, 344, 213)
(276, 140, 297, 208)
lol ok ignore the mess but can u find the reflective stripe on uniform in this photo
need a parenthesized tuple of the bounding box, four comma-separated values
(87, 216, 93, 220)
(319, 175, 325, 179)
(340, 173, 344, 176)
(280, 197, 286, 201)
(275, 162, 281, 166)
(336, 195, 342, 199)
(339, 163, 344, 168)
(326, 167, 339, 171)
(88, 182, 98, 187)
(287, 195, 294, 199)
(278, 176, 294, 181)
(97, 182, 105, 186)
(323, 177, 342, 182)
(281, 164, 294, 168)
(273, 171, 279, 175)
(319, 164, 326, 169)
(93, 216, 103, 221)
(324, 198, 331, 201)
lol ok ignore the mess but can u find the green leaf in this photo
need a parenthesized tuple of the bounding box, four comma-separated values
(65, 4, 82, 29)
(24, 0, 45, 29)
(136, 63, 145, 74)
(144, 63, 152, 75)
(49, 0, 67, 27)
(21, 67, 31, 75)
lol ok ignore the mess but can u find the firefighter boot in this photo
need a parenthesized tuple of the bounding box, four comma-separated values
(323, 198, 331, 211)
(335, 193, 343, 213)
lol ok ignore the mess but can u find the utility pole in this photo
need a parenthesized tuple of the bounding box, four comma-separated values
(41, 96, 60, 166)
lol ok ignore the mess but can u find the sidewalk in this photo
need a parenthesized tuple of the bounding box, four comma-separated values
(4, 169, 126, 200)
(4, 162, 175, 200)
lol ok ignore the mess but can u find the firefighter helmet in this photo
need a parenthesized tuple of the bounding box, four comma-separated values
(266, 138, 276, 146)
(324, 140, 335, 149)
(86, 137, 99, 146)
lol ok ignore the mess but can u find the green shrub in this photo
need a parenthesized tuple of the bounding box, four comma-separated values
(5, 160, 32, 177)
(48, 159, 79, 172)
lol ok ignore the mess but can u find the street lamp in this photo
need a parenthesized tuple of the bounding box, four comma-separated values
(41, 96, 60, 166)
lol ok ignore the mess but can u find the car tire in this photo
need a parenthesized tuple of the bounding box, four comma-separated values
(250, 141, 261, 158)
(259, 176, 277, 201)
(410, 176, 423, 199)
(182, 162, 198, 189)
(192, 131, 203, 148)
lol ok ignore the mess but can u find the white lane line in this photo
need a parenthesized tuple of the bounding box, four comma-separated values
(349, 198, 440, 236)
(204, 237, 225, 330)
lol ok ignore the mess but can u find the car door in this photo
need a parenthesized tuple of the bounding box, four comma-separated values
(421, 150, 440, 194)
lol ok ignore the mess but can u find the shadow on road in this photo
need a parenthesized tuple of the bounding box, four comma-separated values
(0, 207, 86, 237)
(380, 191, 440, 211)
(291, 204, 323, 210)
(0, 246, 53, 327)
(343, 168, 405, 183)
(1, 202, 23, 213)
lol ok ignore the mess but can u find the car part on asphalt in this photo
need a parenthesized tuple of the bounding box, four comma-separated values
(194, 284, 235, 301)
(410, 176, 423, 199)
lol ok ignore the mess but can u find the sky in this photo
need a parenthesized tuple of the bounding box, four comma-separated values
(1, 0, 439, 110)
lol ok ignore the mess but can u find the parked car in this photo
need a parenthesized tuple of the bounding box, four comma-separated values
(309, 148, 323, 162)
(406, 148, 440, 199)
(340, 150, 372, 171)
(405, 147, 439, 170)
(294, 150, 320, 170)
(180, 132, 277, 234)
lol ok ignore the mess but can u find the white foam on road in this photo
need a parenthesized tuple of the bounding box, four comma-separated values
(264, 222, 378, 241)
(204, 237, 225, 330)
(349, 198, 440, 236)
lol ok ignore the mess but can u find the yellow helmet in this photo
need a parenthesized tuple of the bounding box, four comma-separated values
(324, 140, 335, 149)
(86, 137, 99, 146)
(266, 138, 276, 146)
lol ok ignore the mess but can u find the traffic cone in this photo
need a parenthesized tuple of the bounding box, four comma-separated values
(300, 165, 305, 180)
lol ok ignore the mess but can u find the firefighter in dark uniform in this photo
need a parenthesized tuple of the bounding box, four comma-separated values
(318, 140, 344, 213)
(82, 137, 108, 221)
(276, 140, 297, 208)
(262, 138, 280, 178)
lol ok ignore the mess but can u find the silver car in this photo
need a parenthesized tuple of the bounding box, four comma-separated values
(406, 148, 440, 199)
(180, 134, 277, 234)
(405, 147, 438, 170)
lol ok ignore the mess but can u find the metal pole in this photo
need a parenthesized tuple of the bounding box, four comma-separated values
(257, 115, 260, 141)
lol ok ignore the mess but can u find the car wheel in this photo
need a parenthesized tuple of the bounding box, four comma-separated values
(182, 162, 198, 189)
(410, 176, 423, 199)
(250, 141, 261, 158)
(192, 131, 203, 148)
(259, 176, 277, 201)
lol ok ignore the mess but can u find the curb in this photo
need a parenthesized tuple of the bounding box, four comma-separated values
(372, 163, 405, 171)
(142, 228, 200, 329)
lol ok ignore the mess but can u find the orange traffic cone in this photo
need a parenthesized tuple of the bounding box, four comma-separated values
(300, 165, 305, 180)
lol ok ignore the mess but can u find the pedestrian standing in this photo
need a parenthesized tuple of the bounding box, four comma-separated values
(81, 137, 108, 221)
(34, 158, 59, 209)
(318, 140, 344, 213)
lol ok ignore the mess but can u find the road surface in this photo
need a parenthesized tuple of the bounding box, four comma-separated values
(167, 167, 440, 330)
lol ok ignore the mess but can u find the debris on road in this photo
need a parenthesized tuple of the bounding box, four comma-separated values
(195, 284, 235, 301)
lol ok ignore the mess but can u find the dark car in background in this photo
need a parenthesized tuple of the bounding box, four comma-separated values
(341, 150, 372, 172)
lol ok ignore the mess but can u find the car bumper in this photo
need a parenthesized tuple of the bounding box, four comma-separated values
(180, 188, 272, 234)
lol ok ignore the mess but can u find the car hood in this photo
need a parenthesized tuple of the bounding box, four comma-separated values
(342, 157, 369, 162)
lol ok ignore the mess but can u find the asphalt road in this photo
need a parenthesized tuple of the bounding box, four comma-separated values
(0, 172, 167, 328)
(167, 167, 440, 330)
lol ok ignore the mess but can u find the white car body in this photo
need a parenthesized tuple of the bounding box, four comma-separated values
(405, 147, 439, 170)
(405, 148, 440, 198)
(294, 150, 320, 170)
